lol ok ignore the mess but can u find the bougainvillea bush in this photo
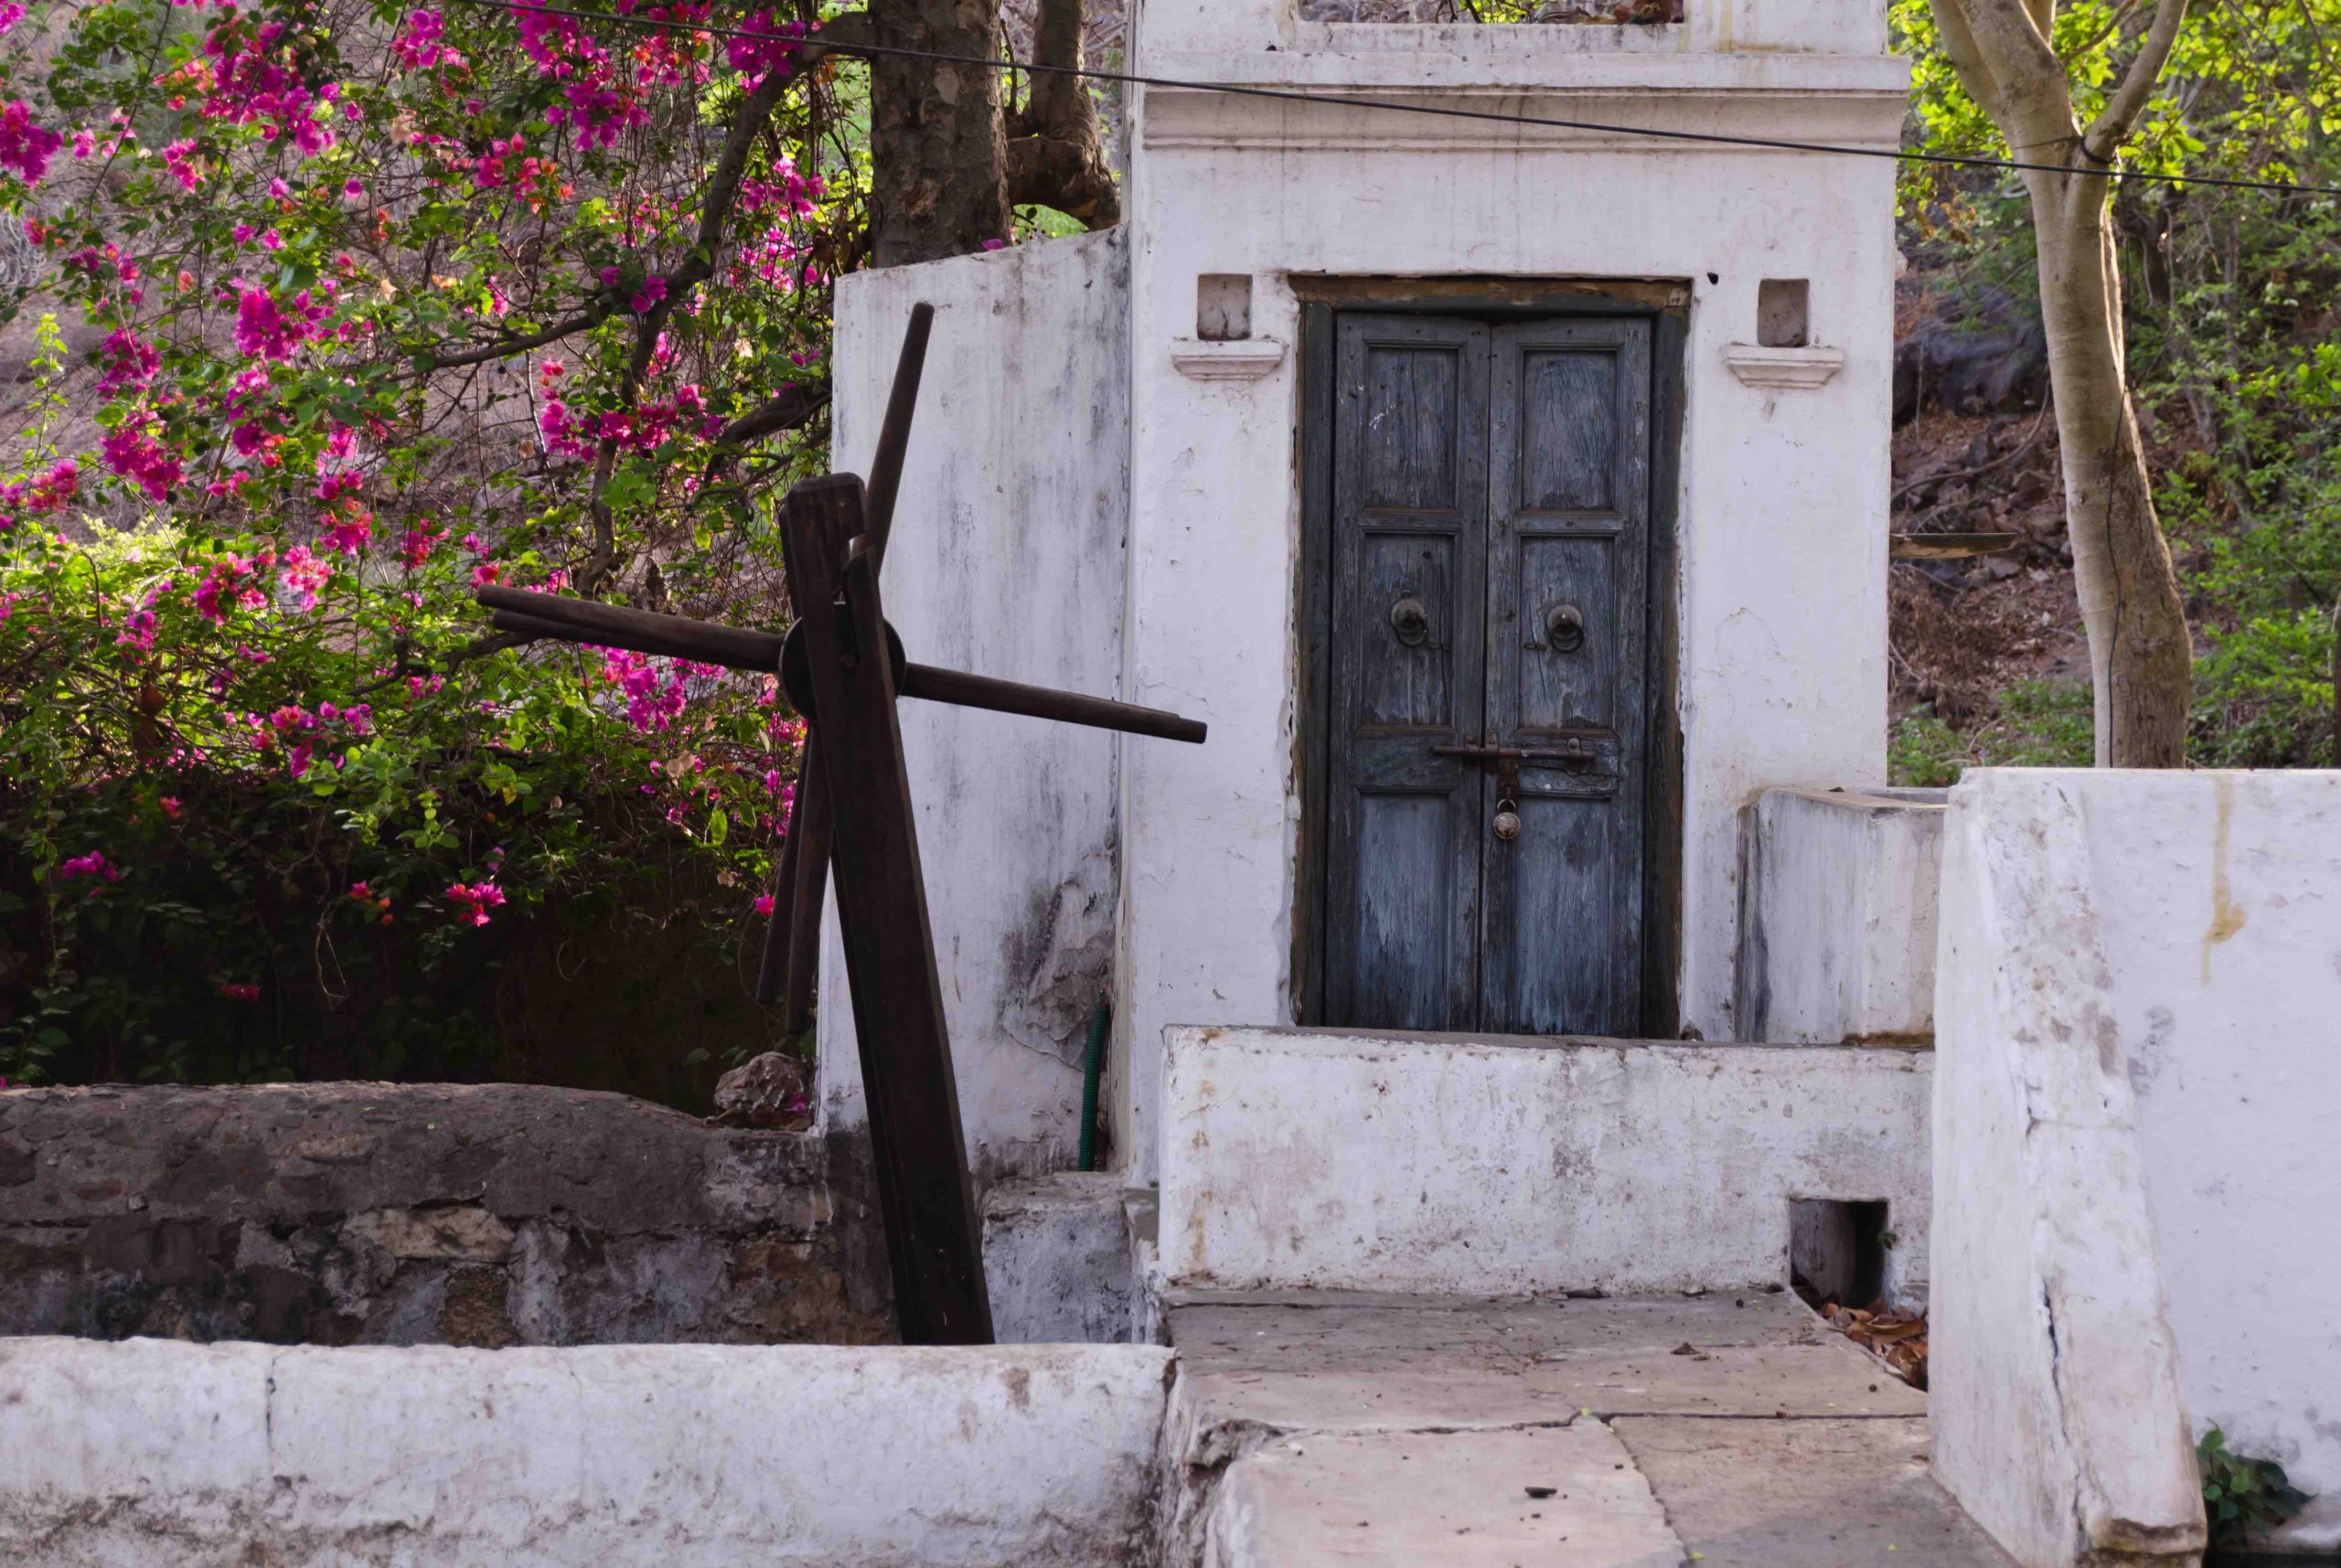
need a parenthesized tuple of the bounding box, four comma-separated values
(0, 0, 858, 1083)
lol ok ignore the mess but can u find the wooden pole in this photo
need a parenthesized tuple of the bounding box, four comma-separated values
(863, 302, 934, 570)
(781, 474, 993, 1345)
(480, 589, 1206, 741)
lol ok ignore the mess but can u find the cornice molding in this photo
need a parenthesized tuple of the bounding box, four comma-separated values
(1722, 343, 1845, 389)
(1170, 337, 1288, 380)
(1138, 78, 1908, 152)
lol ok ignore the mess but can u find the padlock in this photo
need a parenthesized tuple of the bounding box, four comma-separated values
(1493, 802, 1522, 841)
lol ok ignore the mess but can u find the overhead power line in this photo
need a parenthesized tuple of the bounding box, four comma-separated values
(443, 0, 2341, 199)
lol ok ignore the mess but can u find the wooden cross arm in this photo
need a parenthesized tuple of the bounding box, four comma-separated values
(476, 586, 1207, 743)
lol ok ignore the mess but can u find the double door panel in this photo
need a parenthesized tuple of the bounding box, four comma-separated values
(1323, 311, 1653, 1037)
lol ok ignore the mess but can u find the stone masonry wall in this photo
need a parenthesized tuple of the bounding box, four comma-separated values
(0, 1083, 891, 1346)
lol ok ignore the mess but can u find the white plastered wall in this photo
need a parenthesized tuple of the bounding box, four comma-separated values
(1111, 21, 1906, 1179)
(1736, 785, 1945, 1044)
(1931, 768, 2341, 1563)
(825, 232, 1129, 1181)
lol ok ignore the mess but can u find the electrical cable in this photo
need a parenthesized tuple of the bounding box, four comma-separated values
(440, 0, 2341, 198)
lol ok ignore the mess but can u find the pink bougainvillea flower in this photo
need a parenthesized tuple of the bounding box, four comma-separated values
(754, 893, 775, 917)
(159, 796, 182, 819)
(399, 517, 444, 567)
(101, 411, 182, 499)
(163, 138, 201, 188)
(445, 880, 507, 926)
(278, 544, 333, 610)
(217, 981, 261, 1003)
(114, 606, 158, 650)
(59, 850, 123, 882)
(0, 100, 65, 187)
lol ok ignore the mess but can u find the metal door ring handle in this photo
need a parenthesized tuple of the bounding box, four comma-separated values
(1546, 603, 1585, 653)
(1391, 596, 1430, 647)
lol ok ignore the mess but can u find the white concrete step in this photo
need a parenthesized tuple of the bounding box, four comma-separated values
(1160, 1292, 2012, 1568)
(1160, 1026, 1930, 1302)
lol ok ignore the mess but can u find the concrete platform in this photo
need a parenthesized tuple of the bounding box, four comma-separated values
(1161, 1292, 2011, 1568)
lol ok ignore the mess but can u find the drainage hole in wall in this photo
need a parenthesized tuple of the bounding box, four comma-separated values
(1790, 1198, 1928, 1390)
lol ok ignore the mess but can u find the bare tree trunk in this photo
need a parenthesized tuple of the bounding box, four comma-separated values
(1006, 0, 1119, 227)
(2028, 169, 2194, 765)
(867, 0, 1012, 266)
(1928, 0, 2195, 766)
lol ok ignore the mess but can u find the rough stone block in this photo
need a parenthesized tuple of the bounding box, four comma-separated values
(1203, 1424, 1679, 1568)
(981, 1170, 1136, 1343)
(0, 1083, 889, 1346)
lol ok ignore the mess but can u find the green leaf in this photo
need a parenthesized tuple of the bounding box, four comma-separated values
(707, 807, 728, 848)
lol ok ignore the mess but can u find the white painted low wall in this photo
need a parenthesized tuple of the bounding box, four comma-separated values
(1736, 786, 1943, 1044)
(1159, 1026, 1930, 1301)
(0, 1339, 1174, 1565)
(825, 229, 1129, 1182)
(1931, 769, 2341, 1565)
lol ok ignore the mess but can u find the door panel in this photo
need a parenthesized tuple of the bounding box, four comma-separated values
(1320, 310, 1652, 1038)
(1518, 350, 1620, 512)
(1324, 315, 1488, 1031)
(1358, 531, 1459, 726)
(1515, 533, 1619, 732)
(1482, 319, 1652, 1036)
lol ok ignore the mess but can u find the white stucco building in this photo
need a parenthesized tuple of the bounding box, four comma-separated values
(828, 0, 1908, 1182)
(5, 5, 2333, 1563)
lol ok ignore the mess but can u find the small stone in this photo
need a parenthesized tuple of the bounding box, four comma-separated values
(1524, 1486, 1556, 1499)
(711, 1052, 810, 1130)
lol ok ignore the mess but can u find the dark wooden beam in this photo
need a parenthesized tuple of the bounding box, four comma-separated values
(481, 587, 1206, 742)
(863, 302, 934, 570)
(781, 474, 993, 1346)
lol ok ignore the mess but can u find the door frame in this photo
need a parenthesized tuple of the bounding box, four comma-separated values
(1292, 277, 1689, 1039)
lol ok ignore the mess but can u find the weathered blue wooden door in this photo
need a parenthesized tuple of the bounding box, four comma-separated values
(1322, 312, 1653, 1036)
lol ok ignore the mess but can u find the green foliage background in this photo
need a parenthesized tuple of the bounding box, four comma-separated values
(1889, 0, 2341, 778)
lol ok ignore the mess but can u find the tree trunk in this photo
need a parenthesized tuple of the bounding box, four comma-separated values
(2026, 167, 2194, 766)
(867, 0, 1011, 266)
(1005, 0, 1119, 227)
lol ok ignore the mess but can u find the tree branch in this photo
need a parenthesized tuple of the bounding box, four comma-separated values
(423, 308, 611, 370)
(2081, 0, 2188, 162)
(1003, 0, 1118, 228)
(351, 628, 531, 698)
(714, 382, 828, 448)
(1934, 0, 2082, 161)
(1928, 0, 2017, 133)
(579, 55, 807, 595)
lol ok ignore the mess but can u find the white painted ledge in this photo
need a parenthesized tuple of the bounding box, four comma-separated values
(1722, 343, 1845, 389)
(0, 1339, 1175, 1566)
(1170, 337, 1287, 379)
